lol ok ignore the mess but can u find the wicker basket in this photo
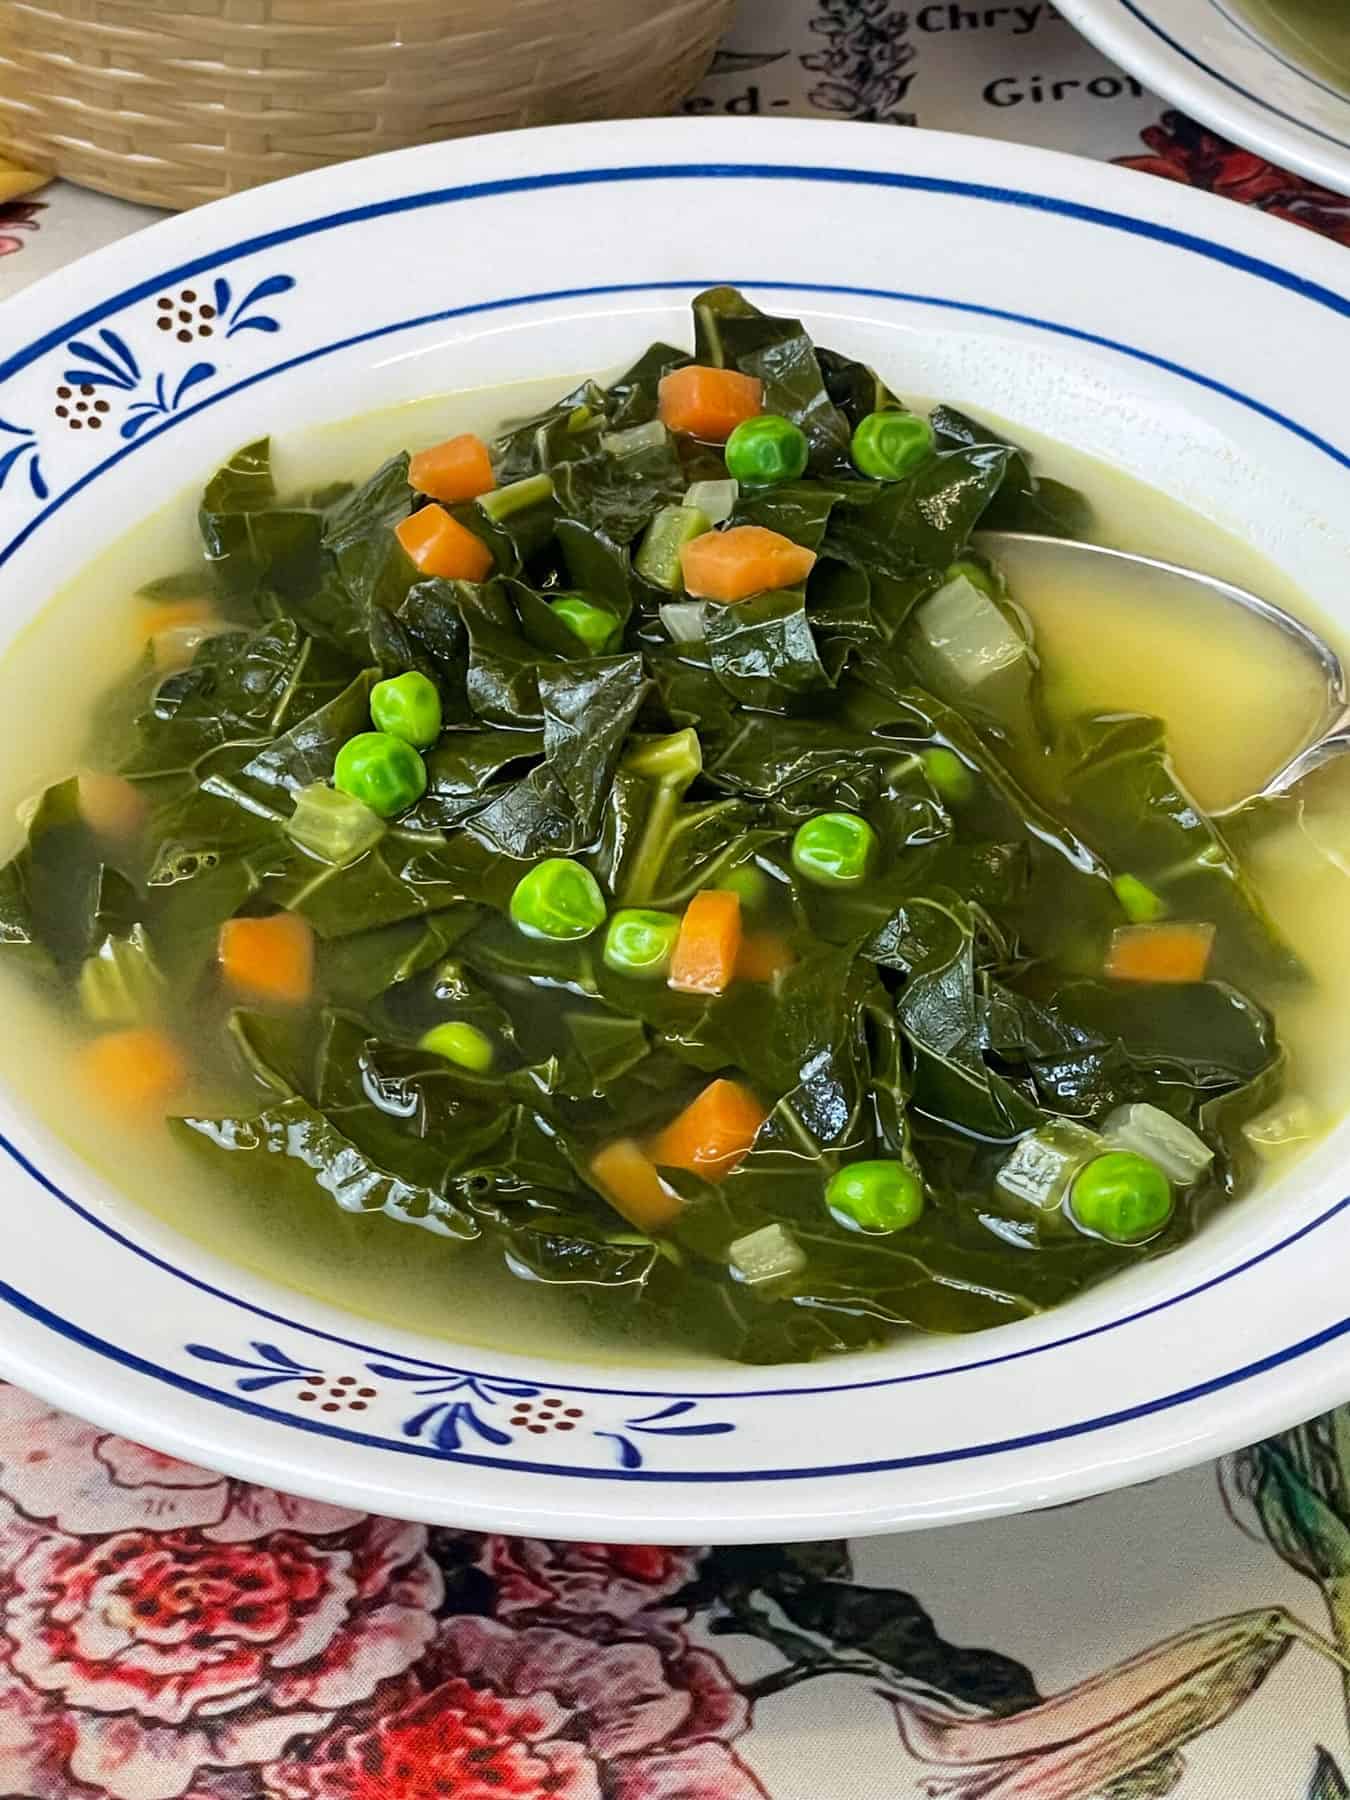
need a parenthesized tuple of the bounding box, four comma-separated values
(0, 0, 736, 211)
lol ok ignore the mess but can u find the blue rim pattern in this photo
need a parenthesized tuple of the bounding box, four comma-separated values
(2, 159, 1349, 1482)
(1110, 0, 1350, 154)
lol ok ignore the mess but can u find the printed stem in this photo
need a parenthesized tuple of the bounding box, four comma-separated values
(1315, 1581, 1350, 1728)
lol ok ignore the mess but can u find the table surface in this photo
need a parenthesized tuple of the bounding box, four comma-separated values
(2, 5, 1350, 1798)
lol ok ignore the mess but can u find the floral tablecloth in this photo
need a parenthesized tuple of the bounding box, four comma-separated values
(3, 3, 1350, 1797)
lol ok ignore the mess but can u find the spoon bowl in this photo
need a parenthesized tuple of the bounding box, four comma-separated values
(979, 530, 1350, 811)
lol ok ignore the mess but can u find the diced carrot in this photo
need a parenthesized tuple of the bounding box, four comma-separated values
(1105, 922, 1215, 984)
(589, 1137, 683, 1233)
(137, 597, 223, 670)
(668, 889, 742, 996)
(140, 597, 216, 637)
(395, 504, 494, 582)
(409, 433, 497, 504)
(78, 769, 148, 841)
(736, 930, 796, 984)
(658, 365, 763, 441)
(649, 1078, 768, 1180)
(78, 1027, 185, 1113)
(679, 525, 817, 604)
(218, 913, 315, 1005)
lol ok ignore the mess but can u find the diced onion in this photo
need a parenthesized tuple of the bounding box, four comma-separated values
(601, 421, 669, 458)
(995, 1119, 1101, 1211)
(729, 1223, 807, 1286)
(1242, 1096, 1318, 1160)
(285, 782, 386, 867)
(1101, 1102, 1214, 1184)
(912, 575, 1029, 691)
(659, 601, 708, 644)
(684, 478, 739, 524)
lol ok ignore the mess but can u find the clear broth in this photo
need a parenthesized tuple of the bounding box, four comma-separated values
(1, 385, 1347, 1364)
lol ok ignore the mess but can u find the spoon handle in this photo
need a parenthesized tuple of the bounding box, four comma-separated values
(1257, 704, 1350, 802)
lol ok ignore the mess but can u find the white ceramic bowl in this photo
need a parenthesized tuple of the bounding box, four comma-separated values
(1, 117, 1348, 1543)
(1059, 0, 1350, 196)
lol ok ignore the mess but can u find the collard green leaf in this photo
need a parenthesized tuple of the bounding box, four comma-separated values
(551, 436, 686, 545)
(199, 439, 324, 599)
(175, 1094, 483, 1238)
(930, 404, 1093, 538)
(122, 621, 351, 779)
(703, 591, 831, 712)
(824, 445, 1014, 580)
(0, 782, 138, 971)
(1060, 711, 1302, 985)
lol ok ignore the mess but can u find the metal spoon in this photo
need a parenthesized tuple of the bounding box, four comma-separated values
(977, 530, 1350, 813)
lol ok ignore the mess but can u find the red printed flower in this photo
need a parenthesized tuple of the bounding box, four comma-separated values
(267, 1615, 765, 1800)
(0, 1502, 440, 1799)
(480, 1538, 701, 1626)
(267, 1676, 597, 1800)
(0, 1385, 364, 1542)
(1118, 110, 1350, 246)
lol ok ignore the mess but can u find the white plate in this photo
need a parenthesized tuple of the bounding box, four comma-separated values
(1059, 0, 1350, 195)
(1, 117, 1348, 1542)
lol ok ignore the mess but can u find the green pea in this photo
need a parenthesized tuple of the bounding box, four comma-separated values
(510, 858, 607, 941)
(922, 747, 975, 805)
(791, 811, 877, 888)
(603, 909, 680, 978)
(1069, 1151, 1173, 1243)
(827, 1161, 925, 1233)
(724, 414, 810, 486)
(420, 1021, 494, 1072)
(333, 732, 427, 819)
(851, 410, 935, 480)
(550, 595, 621, 655)
(370, 671, 442, 749)
(721, 862, 770, 909)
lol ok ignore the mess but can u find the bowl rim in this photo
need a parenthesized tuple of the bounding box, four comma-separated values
(1056, 0, 1350, 197)
(1, 115, 1349, 1538)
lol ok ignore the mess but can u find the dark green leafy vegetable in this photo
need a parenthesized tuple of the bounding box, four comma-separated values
(0, 286, 1302, 1366)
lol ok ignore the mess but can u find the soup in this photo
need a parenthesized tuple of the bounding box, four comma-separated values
(1237, 0, 1350, 89)
(0, 286, 1343, 1368)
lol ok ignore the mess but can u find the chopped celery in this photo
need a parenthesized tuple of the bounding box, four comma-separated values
(1243, 1096, 1318, 1159)
(912, 575, 1029, 692)
(995, 1118, 1101, 1211)
(659, 601, 707, 644)
(1101, 1103, 1213, 1184)
(635, 505, 712, 592)
(286, 782, 386, 866)
(479, 473, 554, 522)
(78, 926, 165, 1026)
(620, 729, 703, 904)
(684, 478, 738, 524)
(729, 1223, 807, 1286)
(625, 728, 702, 787)
(1112, 873, 1167, 924)
(601, 420, 669, 458)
